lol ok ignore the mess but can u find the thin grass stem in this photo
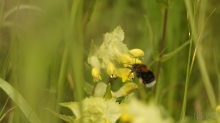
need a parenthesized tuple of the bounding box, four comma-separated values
(154, 8, 168, 97)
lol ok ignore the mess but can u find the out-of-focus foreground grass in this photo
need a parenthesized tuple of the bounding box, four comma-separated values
(0, 0, 220, 123)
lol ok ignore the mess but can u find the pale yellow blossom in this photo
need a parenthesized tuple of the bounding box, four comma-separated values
(88, 56, 101, 69)
(60, 97, 121, 123)
(112, 26, 124, 41)
(107, 38, 130, 62)
(98, 44, 110, 67)
(120, 97, 174, 123)
(88, 26, 147, 84)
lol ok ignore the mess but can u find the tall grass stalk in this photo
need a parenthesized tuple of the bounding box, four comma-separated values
(69, 0, 84, 122)
(56, 45, 68, 107)
(181, 0, 217, 119)
(180, 38, 193, 120)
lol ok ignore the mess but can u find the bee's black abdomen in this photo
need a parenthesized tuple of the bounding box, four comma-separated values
(140, 71, 155, 84)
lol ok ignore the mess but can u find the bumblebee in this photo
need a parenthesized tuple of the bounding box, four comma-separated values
(131, 63, 156, 88)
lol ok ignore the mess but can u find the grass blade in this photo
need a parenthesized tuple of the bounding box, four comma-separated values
(161, 40, 190, 62)
(2, 5, 44, 22)
(0, 106, 16, 122)
(0, 78, 41, 123)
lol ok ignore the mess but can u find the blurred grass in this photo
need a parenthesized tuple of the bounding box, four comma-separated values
(0, 78, 41, 123)
(0, 0, 220, 123)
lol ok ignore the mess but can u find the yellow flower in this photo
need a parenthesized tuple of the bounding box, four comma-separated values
(98, 44, 110, 67)
(112, 82, 138, 98)
(120, 97, 174, 123)
(216, 105, 220, 114)
(104, 117, 110, 123)
(116, 68, 134, 82)
(111, 41, 130, 61)
(103, 32, 113, 45)
(130, 49, 145, 57)
(92, 68, 102, 82)
(117, 54, 132, 67)
(88, 26, 147, 84)
(120, 113, 132, 122)
(88, 41, 101, 69)
(103, 26, 124, 44)
(131, 57, 142, 64)
(101, 26, 130, 63)
(88, 56, 101, 69)
(107, 62, 117, 78)
(112, 26, 124, 41)
(60, 97, 122, 123)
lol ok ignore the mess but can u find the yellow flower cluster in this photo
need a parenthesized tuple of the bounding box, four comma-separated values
(120, 97, 174, 123)
(60, 97, 121, 123)
(56, 26, 175, 123)
(88, 26, 144, 82)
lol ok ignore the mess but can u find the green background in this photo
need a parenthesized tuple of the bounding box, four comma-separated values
(0, 0, 220, 122)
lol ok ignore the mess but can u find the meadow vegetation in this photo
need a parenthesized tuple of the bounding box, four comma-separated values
(0, 0, 220, 123)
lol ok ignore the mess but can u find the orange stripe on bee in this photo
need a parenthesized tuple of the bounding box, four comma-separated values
(136, 64, 149, 72)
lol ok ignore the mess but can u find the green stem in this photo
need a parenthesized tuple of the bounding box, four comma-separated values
(57, 47, 69, 103)
(180, 38, 193, 119)
(154, 8, 168, 97)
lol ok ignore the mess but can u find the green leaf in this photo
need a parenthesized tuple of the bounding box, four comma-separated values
(83, 0, 97, 31)
(103, 83, 112, 100)
(59, 102, 80, 117)
(46, 108, 75, 123)
(161, 40, 190, 62)
(0, 78, 41, 123)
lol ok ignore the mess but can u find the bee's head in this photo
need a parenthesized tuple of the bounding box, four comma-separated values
(131, 64, 138, 69)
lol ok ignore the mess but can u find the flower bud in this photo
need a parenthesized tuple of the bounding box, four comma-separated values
(92, 68, 102, 82)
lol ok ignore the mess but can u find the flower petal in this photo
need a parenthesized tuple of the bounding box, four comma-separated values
(112, 82, 138, 98)
(107, 62, 117, 78)
(117, 54, 132, 66)
(116, 68, 133, 82)
(130, 49, 145, 57)
(94, 82, 107, 97)
(92, 68, 102, 82)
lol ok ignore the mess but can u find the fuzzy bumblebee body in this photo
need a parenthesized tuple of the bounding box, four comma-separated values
(131, 64, 156, 88)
